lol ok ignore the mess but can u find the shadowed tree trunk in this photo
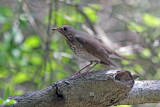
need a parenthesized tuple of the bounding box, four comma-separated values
(6, 70, 160, 107)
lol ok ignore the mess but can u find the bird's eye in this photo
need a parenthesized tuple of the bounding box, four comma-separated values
(63, 27, 67, 31)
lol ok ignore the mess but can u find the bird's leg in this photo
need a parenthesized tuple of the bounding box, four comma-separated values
(83, 62, 98, 76)
(87, 62, 98, 72)
(71, 62, 93, 77)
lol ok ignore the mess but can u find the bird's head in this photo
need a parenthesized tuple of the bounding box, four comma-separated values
(52, 25, 76, 39)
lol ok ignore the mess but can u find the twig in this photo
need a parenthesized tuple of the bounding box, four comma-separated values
(20, 0, 45, 49)
(75, 5, 97, 35)
(53, 0, 59, 26)
(44, 0, 53, 67)
(58, 0, 98, 37)
(20, 0, 54, 88)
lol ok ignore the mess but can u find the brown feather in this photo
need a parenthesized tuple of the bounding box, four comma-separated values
(75, 35, 119, 68)
(53, 25, 133, 68)
(76, 33, 134, 63)
(103, 45, 134, 62)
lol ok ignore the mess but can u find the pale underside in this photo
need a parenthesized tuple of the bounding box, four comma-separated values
(66, 38, 101, 62)
(73, 47, 101, 62)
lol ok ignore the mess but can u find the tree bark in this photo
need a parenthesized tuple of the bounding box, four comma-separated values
(6, 70, 160, 107)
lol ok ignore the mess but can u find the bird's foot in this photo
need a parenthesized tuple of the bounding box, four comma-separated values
(82, 70, 93, 76)
(70, 71, 81, 77)
(89, 70, 95, 73)
(82, 71, 90, 76)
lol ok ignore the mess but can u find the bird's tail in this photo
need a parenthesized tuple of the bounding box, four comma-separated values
(108, 58, 120, 68)
(101, 59, 120, 68)
(112, 51, 134, 63)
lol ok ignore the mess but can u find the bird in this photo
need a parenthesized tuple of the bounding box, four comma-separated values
(52, 25, 133, 76)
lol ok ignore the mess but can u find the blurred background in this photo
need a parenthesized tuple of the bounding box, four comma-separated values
(0, 0, 160, 106)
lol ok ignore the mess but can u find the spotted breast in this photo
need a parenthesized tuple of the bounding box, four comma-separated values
(66, 39, 100, 62)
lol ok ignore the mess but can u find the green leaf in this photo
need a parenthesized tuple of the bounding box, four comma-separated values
(83, 7, 98, 22)
(121, 60, 130, 65)
(30, 54, 42, 65)
(12, 72, 30, 84)
(134, 64, 143, 72)
(24, 35, 41, 49)
(45, 7, 85, 26)
(4, 87, 10, 100)
(68, 13, 84, 23)
(5, 99, 17, 105)
(56, 71, 66, 80)
(143, 13, 160, 27)
(45, 10, 68, 26)
(19, 14, 28, 21)
(61, 56, 70, 63)
(19, 13, 28, 28)
(50, 41, 58, 51)
(0, 68, 9, 78)
(0, 7, 13, 24)
(0, 99, 4, 104)
(13, 90, 23, 96)
(0, 7, 13, 17)
(2, 21, 11, 31)
(127, 22, 145, 32)
(140, 48, 152, 58)
(151, 56, 159, 63)
(51, 60, 57, 70)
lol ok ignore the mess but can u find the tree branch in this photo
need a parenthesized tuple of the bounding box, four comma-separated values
(6, 70, 160, 107)
(117, 80, 160, 105)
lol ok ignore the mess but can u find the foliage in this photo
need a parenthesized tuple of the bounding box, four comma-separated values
(0, 88, 16, 106)
(0, 2, 98, 97)
(0, 1, 160, 107)
(126, 12, 160, 80)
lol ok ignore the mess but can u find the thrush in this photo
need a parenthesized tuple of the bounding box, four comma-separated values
(52, 25, 133, 75)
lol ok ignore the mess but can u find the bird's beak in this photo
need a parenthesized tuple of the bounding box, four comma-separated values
(52, 28, 57, 30)
(52, 27, 61, 32)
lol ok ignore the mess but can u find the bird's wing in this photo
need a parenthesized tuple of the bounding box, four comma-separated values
(75, 35, 119, 68)
(103, 45, 134, 62)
